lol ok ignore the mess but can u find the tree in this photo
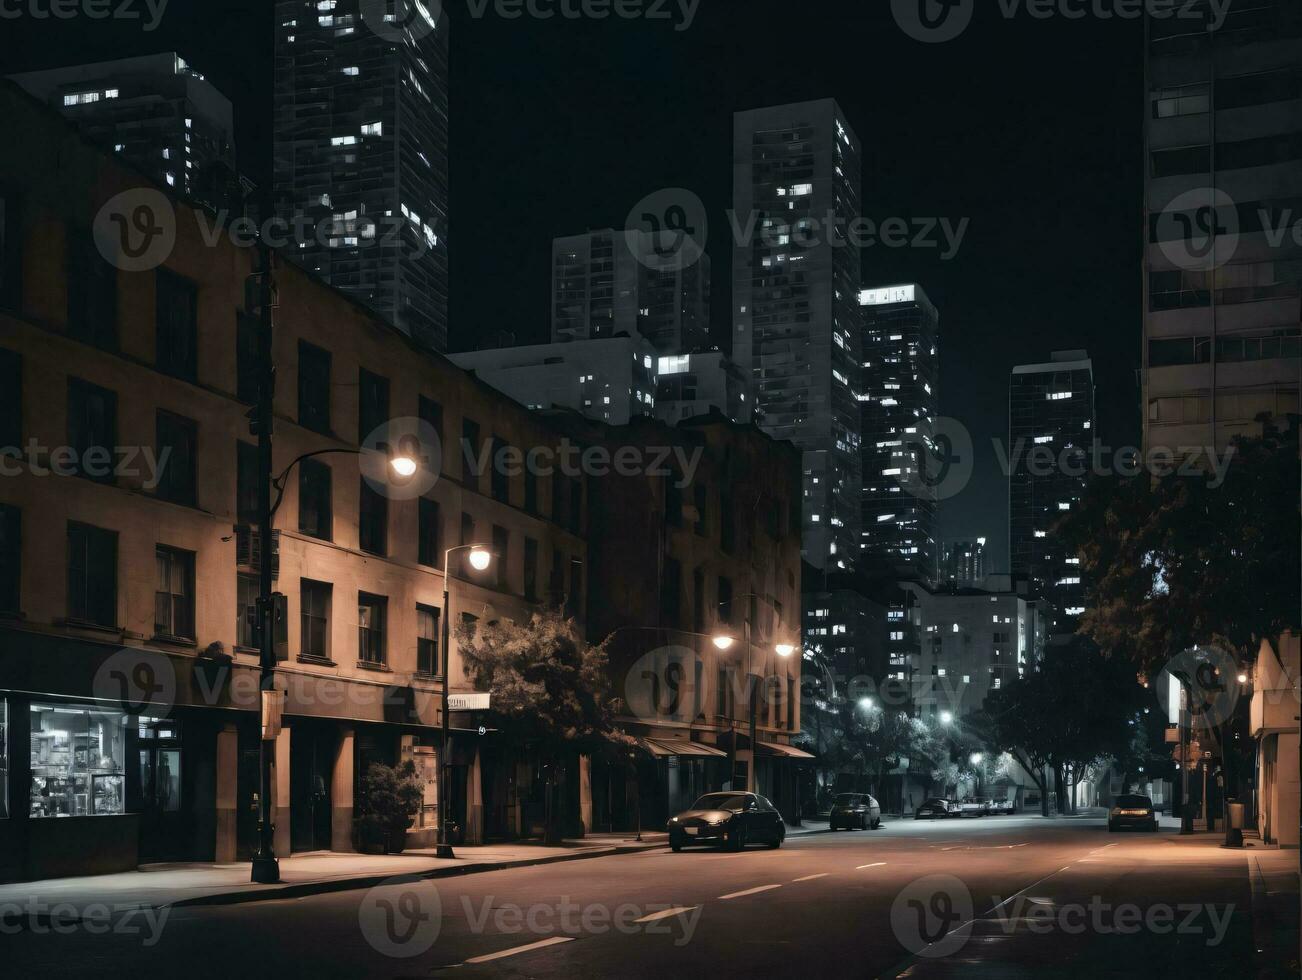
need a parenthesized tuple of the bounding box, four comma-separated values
(456, 610, 632, 844)
(358, 760, 424, 853)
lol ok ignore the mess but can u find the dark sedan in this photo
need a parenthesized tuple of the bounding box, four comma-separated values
(668, 792, 786, 851)
(914, 797, 957, 819)
(829, 793, 882, 831)
(1108, 794, 1159, 832)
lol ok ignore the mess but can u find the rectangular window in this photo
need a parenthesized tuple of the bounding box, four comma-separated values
(154, 546, 195, 640)
(693, 567, 705, 633)
(67, 378, 117, 484)
(155, 269, 198, 381)
(694, 483, 708, 536)
(28, 702, 127, 817)
(490, 436, 509, 503)
(0, 347, 20, 450)
(236, 441, 259, 525)
(298, 458, 332, 541)
(461, 419, 482, 490)
(418, 497, 441, 568)
(551, 469, 566, 527)
(301, 579, 331, 661)
(550, 547, 564, 601)
(418, 395, 443, 447)
(718, 577, 733, 624)
(67, 522, 116, 626)
(523, 465, 538, 515)
(665, 473, 682, 527)
(569, 557, 582, 617)
(359, 478, 387, 555)
(236, 572, 259, 649)
(720, 491, 734, 552)
(358, 368, 390, 443)
(298, 341, 331, 433)
(155, 411, 197, 506)
(492, 525, 508, 589)
(416, 604, 439, 676)
(0, 504, 19, 613)
(523, 537, 539, 601)
(661, 556, 681, 624)
(67, 225, 117, 349)
(0, 190, 22, 311)
(236, 313, 259, 404)
(358, 592, 386, 666)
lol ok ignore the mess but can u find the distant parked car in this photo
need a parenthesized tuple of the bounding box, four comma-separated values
(1108, 794, 1158, 833)
(958, 798, 991, 817)
(992, 799, 1016, 814)
(829, 793, 882, 831)
(668, 792, 786, 851)
(915, 797, 957, 819)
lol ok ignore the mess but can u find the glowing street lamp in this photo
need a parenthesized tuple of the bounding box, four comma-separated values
(940, 711, 954, 726)
(775, 643, 797, 658)
(970, 752, 984, 766)
(712, 634, 737, 651)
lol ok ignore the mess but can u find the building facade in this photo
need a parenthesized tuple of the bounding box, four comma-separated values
(272, 0, 450, 351)
(1143, 1, 1301, 458)
(1009, 351, 1095, 640)
(0, 85, 588, 880)
(654, 350, 750, 426)
(939, 538, 986, 588)
(733, 99, 863, 573)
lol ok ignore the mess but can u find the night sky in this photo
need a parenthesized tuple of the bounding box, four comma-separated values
(1, 1, 1144, 570)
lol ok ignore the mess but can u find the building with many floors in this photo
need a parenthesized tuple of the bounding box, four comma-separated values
(653, 350, 750, 426)
(939, 538, 987, 588)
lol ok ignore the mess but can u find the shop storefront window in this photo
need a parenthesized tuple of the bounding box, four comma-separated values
(29, 703, 127, 817)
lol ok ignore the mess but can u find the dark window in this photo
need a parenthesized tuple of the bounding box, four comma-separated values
(665, 474, 683, 527)
(461, 419, 482, 490)
(694, 483, 708, 536)
(155, 269, 198, 381)
(301, 579, 331, 661)
(416, 604, 439, 675)
(67, 522, 116, 626)
(550, 547, 564, 601)
(0, 505, 19, 613)
(297, 341, 331, 433)
(568, 558, 582, 617)
(236, 313, 260, 404)
(0, 347, 20, 450)
(551, 469, 565, 526)
(720, 491, 734, 552)
(154, 545, 195, 639)
(693, 567, 705, 633)
(0, 190, 22, 310)
(523, 465, 538, 515)
(236, 441, 259, 525)
(569, 477, 582, 534)
(358, 368, 390, 443)
(460, 511, 475, 547)
(418, 497, 441, 568)
(661, 557, 681, 624)
(718, 577, 733, 624)
(298, 458, 332, 540)
(358, 592, 386, 666)
(524, 537, 539, 601)
(67, 225, 116, 349)
(1149, 336, 1211, 367)
(155, 411, 197, 506)
(490, 436, 509, 503)
(492, 525, 509, 589)
(359, 478, 387, 555)
(67, 378, 117, 484)
(236, 572, 259, 649)
(418, 395, 443, 447)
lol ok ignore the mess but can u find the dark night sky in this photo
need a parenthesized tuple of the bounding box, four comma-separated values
(1, 1, 1144, 570)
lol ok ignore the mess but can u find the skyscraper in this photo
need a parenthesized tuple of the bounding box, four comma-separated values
(733, 99, 862, 572)
(9, 54, 237, 211)
(273, 0, 449, 351)
(1143, 2, 1301, 457)
(1009, 350, 1095, 640)
(940, 538, 986, 588)
(859, 283, 939, 586)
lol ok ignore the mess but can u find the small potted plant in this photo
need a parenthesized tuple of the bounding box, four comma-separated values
(358, 760, 423, 854)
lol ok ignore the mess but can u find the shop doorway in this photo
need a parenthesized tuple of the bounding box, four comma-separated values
(291, 724, 335, 852)
(137, 717, 186, 863)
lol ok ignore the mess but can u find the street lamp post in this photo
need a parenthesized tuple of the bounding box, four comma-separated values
(437, 544, 493, 859)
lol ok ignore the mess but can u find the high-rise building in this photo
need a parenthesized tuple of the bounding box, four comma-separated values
(859, 284, 940, 586)
(273, 0, 449, 351)
(1009, 350, 1095, 640)
(1143, 2, 1301, 457)
(940, 538, 986, 588)
(8, 54, 237, 211)
(654, 351, 749, 426)
(550, 229, 711, 353)
(733, 99, 863, 572)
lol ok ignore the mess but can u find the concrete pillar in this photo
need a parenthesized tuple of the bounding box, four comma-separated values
(214, 724, 239, 863)
(466, 747, 485, 845)
(579, 755, 593, 837)
(332, 728, 356, 852)
(273, 725, 291, 857)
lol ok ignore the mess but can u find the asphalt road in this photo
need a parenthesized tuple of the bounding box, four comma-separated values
(4, 816, 1279, 979)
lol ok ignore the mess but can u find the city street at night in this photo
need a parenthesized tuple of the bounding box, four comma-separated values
(5, 816, 1295, 978)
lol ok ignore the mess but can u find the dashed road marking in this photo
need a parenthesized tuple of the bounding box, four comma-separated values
(793, 873, 829, 882)
(856, 862, 887, 869)
(718, 884, 782, 900)
(463, 937, 575, 964)
(633, 906, 699, 923)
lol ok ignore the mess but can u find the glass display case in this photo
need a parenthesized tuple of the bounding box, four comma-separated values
(29, 703, 127, 817)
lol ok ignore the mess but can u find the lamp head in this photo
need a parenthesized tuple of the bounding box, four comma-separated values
(468, 548, 492, 572)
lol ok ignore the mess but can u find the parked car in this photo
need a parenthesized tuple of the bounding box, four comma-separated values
(1108, 794, 1159, 833)
(914, 797, 957, 819)
(958, 798, 991, 817)
(668, 792, 786, 851)
(829, 793, 882, 831)
(992, 799, 1016, 814)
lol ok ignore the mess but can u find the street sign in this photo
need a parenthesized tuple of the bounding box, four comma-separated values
(261, 689, 284, 741)
(448, 692, 491, 711)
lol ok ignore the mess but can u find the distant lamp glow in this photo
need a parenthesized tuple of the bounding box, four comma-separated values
(859, 697, 874, 710)
(467, 548, 493, 572)
(939, 711, 954, 725)
(1237, 673, 1249, 685)
(775, 643, 797, 658)
(389, 454, 419, 478)
(970, 752, 984, 765)
(712, 635, 736, 651)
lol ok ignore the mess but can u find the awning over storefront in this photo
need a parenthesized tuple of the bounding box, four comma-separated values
(757, 741, 816, 760)
(639, 737, 728, 759)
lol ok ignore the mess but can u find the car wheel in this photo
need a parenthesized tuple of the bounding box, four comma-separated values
(872, 817, 881, 829)
(671, 841, 683, 852)
(768, 832, 783, 849)
(829, 822, 839, 832)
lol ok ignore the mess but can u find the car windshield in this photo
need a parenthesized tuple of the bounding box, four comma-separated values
(692, 793, 748, 811)
(833, 794, 859, 805)
(1117, 795, 1152, 807)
